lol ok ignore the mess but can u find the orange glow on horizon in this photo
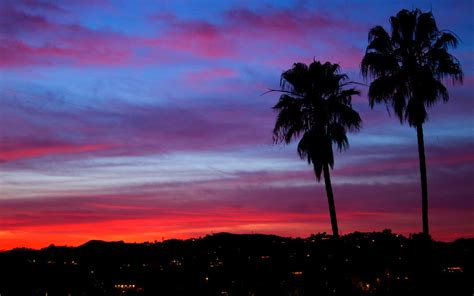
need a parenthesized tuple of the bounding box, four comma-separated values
(1, 209, 472, 250)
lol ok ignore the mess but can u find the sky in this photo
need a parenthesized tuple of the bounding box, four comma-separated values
(0, 0, 473, 250)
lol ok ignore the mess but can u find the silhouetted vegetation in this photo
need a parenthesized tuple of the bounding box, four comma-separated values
(0, 231, 472, 295)
(272, 61, 362, 237)
(361, 9, 463, 237)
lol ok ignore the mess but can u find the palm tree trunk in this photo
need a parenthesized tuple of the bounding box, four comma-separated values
(416, 124, 429, 237)
(323, 163, 339, 238)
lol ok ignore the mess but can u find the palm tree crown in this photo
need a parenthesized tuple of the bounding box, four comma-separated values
(273, 61, 362, 180)
(361, 8, 463, 126)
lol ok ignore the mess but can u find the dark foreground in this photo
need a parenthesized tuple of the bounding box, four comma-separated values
(0, 230, 472, 296)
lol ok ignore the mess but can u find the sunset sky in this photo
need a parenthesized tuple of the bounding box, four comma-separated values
(1, 0, 473, 250)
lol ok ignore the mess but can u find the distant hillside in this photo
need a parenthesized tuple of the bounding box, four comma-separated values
(1, 231, 472, 295)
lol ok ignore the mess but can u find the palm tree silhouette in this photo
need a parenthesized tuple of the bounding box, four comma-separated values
(361, 9, 463, 237)
(272, 61, 362, 237)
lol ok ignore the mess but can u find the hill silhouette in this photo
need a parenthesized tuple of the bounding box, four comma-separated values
(0, 231, 472, 295)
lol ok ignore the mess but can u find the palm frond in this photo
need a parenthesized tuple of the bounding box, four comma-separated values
(392, 89, 407, 123)
(396, 9, 417, 42)
(433, 32, 458, 49)
(329, 123, 349, 151)
(361, 52, 399, 79)
(415, 11, 437, 45)
(272, 95, 305, 144)
(280, 63, 310, 94)
(427, 48, 463, 83)
(367, 26, 392, 53)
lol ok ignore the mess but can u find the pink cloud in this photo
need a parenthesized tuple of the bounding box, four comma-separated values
(145, 7, 366, 65)
(2, 2, 369, 68)
(148, 20, 237, 59)
(0, 2, 134, 67)
(225, 7, 364, 44)
(0, 39, 132, 67)
(0, 141, 111, 161)
(334, 152, 474, 177)
(0, 91, 277, 165)
(2, 86, 472, 176)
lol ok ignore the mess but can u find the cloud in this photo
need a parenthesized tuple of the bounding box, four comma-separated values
(184, 67, 238, 85)
(0, 90, 275, 165)
(1, 2, 366, 68)
(0, 1, 133, 67)
(145, 6, 366, 68)
(1, 157, 472, 249)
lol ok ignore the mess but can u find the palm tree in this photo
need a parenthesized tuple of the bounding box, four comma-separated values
(272, 61, 362, 237)
(361, 9, 463, 237)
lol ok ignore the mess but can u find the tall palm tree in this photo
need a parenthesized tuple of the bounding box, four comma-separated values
(361, 9, 463, 237)
(272, 61, 362, 237)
